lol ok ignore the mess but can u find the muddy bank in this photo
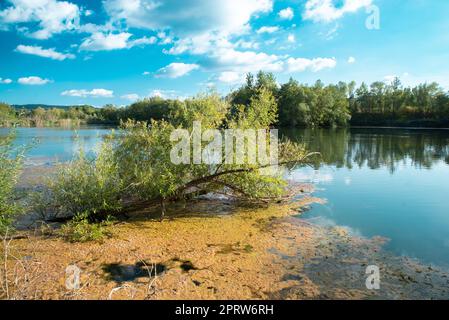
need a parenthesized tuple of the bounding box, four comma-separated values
(2, 194, 449, 300)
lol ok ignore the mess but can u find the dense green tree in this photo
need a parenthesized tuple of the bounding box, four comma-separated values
(277, 79, 350, 127)
(0, 103, 16, 125)
(278, 79, 312, 127)
(229, 71, 279, 107)
(123, 97, 173, 122)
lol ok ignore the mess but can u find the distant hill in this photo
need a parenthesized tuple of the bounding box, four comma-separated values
(12, 104, 95, 110)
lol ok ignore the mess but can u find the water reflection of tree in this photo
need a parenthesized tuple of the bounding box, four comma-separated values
(282, 128, 449, 173)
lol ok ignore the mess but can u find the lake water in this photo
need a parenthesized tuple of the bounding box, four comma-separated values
(2, 126, 449, 267)
(284, 128, 449, 268)
(0, 126, 113, 166)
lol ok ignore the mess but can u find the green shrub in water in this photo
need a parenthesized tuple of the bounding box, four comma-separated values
(46, 137, 124, 220)
(0, 130, 26, 235)
(40, 92, 315, 242)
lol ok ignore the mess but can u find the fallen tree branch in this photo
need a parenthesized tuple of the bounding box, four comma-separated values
(173, 155, 319, 197)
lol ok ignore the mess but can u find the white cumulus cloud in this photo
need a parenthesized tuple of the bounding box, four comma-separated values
(155, 63, 200, 78)
(303, 0, 372, 23)
(235, 39, 259, 50)
(166, 33, 234, 55)
(61, 88, 114, 98)
(18, 76, 52, 85)
(218, 71, 243, 84)
(165, 31, 287, 75)
(80, 32, 130, 51)
(278, 7, 294, 20)
(121, 93, 139, 101)
(0, 78, 13, 84)
(347, 56, 356, 64)
(256, 26, 279, 34)
(286, 57, 337, 72)
(79, 32, 156, 51)
(15, 45, 75, 60)
(0, 0, 81, 39)
(202, 47, 284, 73)
(129, 36, 157, 47)
(104, 0, 273, 36)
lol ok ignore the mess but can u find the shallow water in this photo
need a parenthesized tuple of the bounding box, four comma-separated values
(0, 126, 113, 166)
(285, 128, 449, 268)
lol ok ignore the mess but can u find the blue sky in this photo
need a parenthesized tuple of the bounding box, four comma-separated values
(0, 0, 448, 106)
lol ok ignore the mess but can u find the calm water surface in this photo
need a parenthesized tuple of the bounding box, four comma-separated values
(2, 126, 449, 267)
(285, 128, 449, 267)
(0, 126, 113, 165)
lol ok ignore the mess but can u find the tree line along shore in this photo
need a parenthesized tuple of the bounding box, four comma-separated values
(2, 72, 449, 128)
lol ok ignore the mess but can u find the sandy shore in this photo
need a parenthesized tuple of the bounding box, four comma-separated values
(2, 192, 449, 300)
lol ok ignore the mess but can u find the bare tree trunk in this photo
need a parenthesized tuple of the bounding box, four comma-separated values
(160, 198, 166, 222)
